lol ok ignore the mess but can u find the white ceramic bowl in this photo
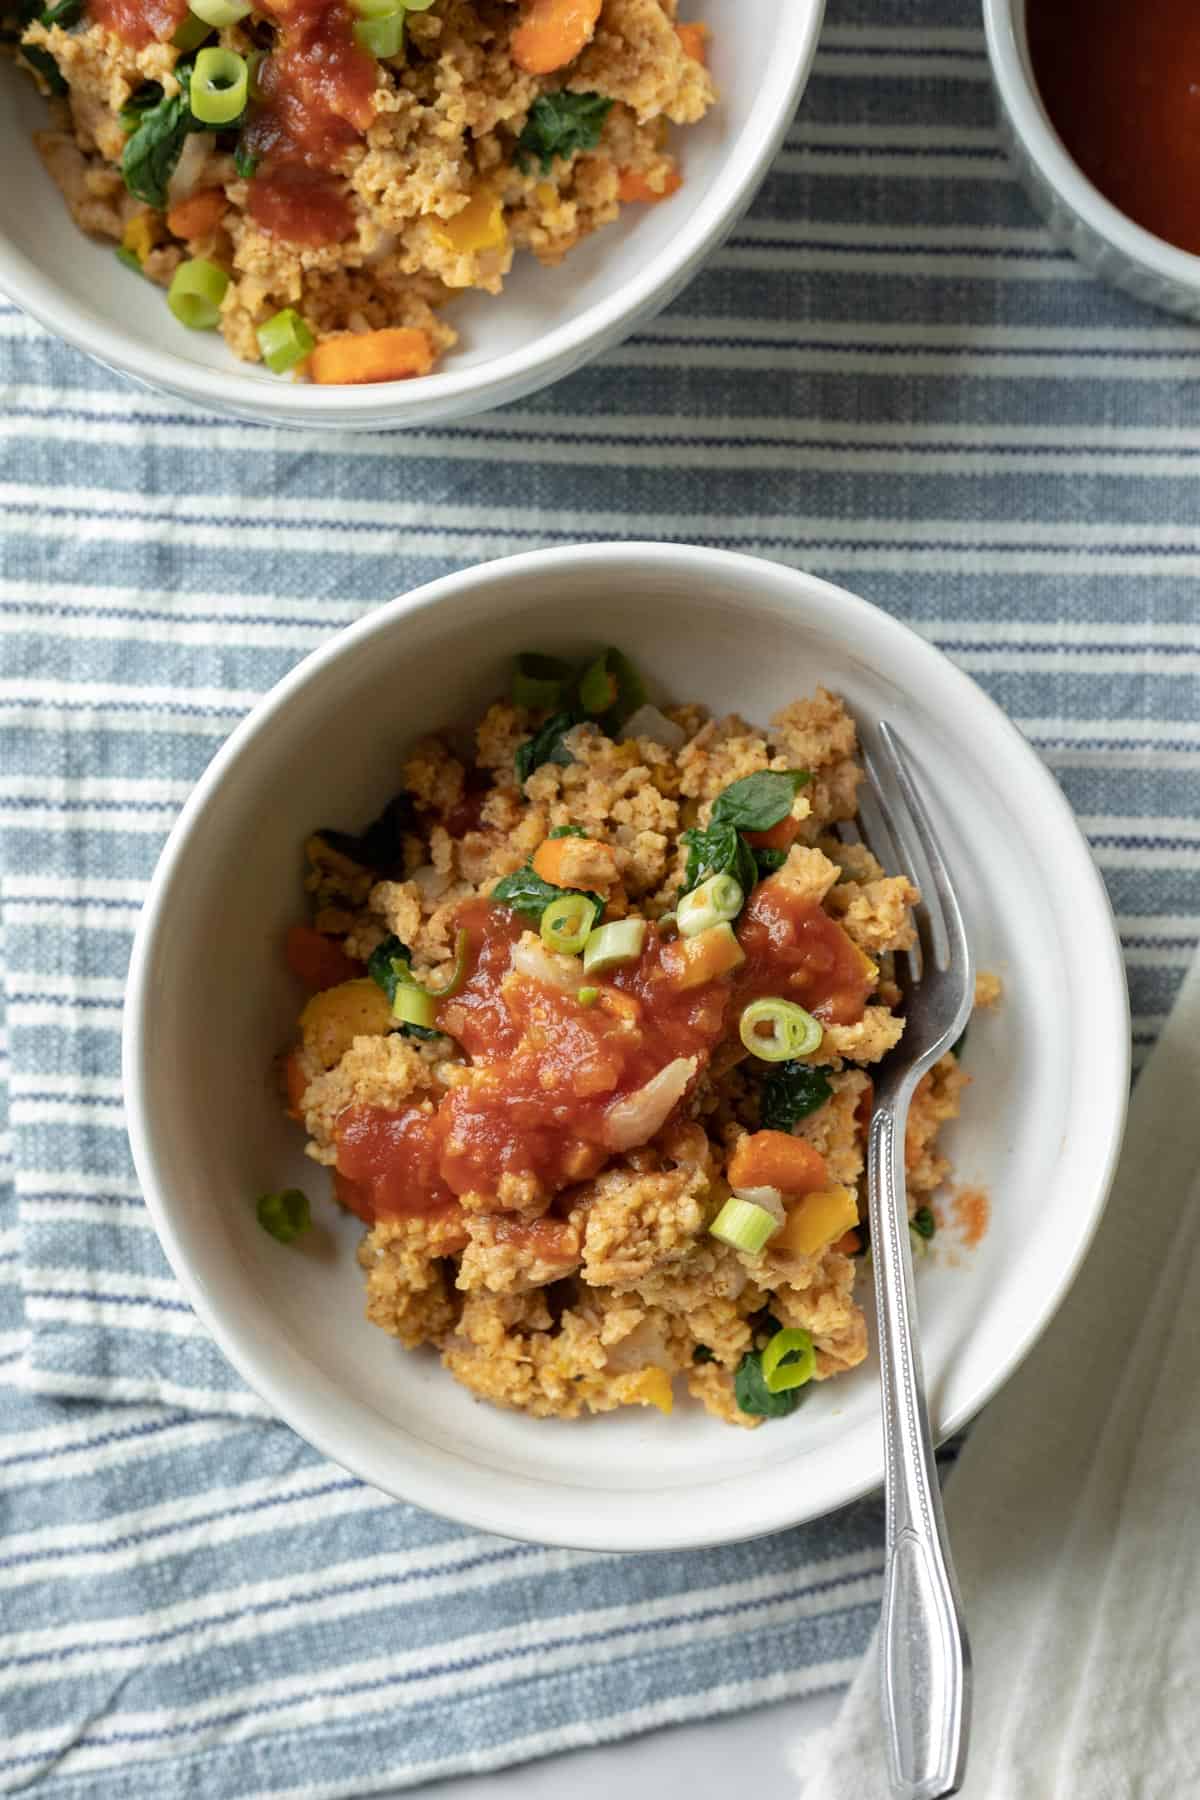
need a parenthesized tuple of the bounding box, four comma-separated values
(984, 0, 1200, 318)
(0, 1, 821, 428)
(124, 544, 1129, 1551)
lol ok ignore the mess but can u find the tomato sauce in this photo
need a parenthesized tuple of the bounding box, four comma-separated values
(735, 880, 872, 1026)
(1028, 0, 1200, 254)
(242, 0, 377, 247)
(87, 0, 187, 48)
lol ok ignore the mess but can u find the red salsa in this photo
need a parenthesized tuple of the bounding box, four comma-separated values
(1028, 0, 1200, 254)
(87, 0, 187, 46)
(735, 881, 872, 1026)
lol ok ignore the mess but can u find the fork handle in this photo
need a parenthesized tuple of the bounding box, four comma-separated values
(867, 1095, 971, 1800)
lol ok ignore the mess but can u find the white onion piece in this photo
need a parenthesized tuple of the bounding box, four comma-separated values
(509, 933, 583, 993)
(410, 863, 450, 903)
(618, 704, 687, 751)
(601, 1056, 697, 1151)
(731, 1184, 785, 1225)
(167, 133, 213, 204)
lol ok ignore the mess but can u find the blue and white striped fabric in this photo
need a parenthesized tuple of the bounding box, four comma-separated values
(2, 0, 1198, 1790)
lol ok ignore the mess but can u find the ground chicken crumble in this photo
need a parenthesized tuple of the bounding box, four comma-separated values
(276, 666, 996, 1427)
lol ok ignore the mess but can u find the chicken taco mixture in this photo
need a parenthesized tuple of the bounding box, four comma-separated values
(268, 651, 996, 1427)
(6, 0, 714, 382)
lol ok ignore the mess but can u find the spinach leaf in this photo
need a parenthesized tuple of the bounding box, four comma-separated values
(39, 0, 81, 24)
(692, 1345, 716, 1364)
(752, 846, 788, 877)
(20, 41, 64, 91)
(734, 1343, 803, 1419)
(911, 1205, 936, 1241)
(514, 91, 613, 174)
(119, 80, 163, 129)
(366, 934, 414, 1009)
(950, 1023, 968, 1060)
(548, 824, 587, 839)
(233, 139, 259, 180)
(318, 791, 414, 879)
(514, 710, 578, 786)
(121, 67, 197, 209)
(710, 769, 810, 833)
(759, 1061, 835, 1131)
(680, 819, 757, 900)
(491, 864, 603, 926)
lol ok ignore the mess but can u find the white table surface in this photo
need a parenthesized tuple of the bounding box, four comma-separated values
(397, 1685, 841, 1798)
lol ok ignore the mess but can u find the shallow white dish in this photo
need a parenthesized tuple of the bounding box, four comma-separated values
(0, 1, 822, 428)
(124, 544, 1129, 1550)
(984, 0, 1200, 319)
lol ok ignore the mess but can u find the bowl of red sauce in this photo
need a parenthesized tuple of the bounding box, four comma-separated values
(985, 0, 1200, 318)
(122, 543, 1128, 1550)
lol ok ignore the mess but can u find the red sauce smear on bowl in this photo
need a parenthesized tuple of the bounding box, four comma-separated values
(88, 0, 187, 49)
(242, 0, 377, 246)
(333, 880, 874, 1226)
(1028, 0, 1200, 253)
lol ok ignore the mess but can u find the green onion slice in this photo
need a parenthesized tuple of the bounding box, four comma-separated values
(739, 998, 823, 1062)
(353, 9, 404, 56)
(424, 927, 470, 999)
(257, 307, 315, 374)
(256, 1188, 311, 1244)
(189, 47, 249, 125)
(188, 0, 250, 25)
(577, 985, 600, 1007)
(393, 984, 436, 1031)
(761, 1326, 816, 1394)
(582, 917, 646, 975)
(540, 892, 597, 956)
(677, 871, 743, 938)
(166, 258, 229, 330)
(709, 1196, 780, 1255)
(512, 652, 573, 711)
(171, 11, 212, 50)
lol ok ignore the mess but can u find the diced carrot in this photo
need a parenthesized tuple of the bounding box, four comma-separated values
(777, 1186, 860, 1258)
(511, 0, 602, 73)
(283, 1049, 309, 1118)
(743, 815, 801, 852)
(660, 921, 745, 990)
(728, 1130, 828, 1196)
(617, 166, 683, 204)
(676, 20, 708, 63)
(285, 923, 362, 992)
(530, 834, 618, 889)
(167, 188, 227, 241)
(307, 328, 436, 386)
(832, 1229, 862, 1256)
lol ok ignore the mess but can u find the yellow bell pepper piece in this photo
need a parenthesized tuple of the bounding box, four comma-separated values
(435, 189, 508, 255)
(626, 1367, 674, 1413)
(300, 978, 394, 1069)
(776, 1185, 860, 1258)
(122, 211, 163, 265)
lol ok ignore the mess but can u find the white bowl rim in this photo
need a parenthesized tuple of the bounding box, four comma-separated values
(0, 4, 822, 422)
(123, 542, 1130, 1549)
(983, 0, 1200, 290)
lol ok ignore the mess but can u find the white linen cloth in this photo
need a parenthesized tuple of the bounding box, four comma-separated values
(803, 949, 1200, 1798)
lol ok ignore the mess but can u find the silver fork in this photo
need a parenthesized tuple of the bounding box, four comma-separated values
(855, 721, 974, 1800)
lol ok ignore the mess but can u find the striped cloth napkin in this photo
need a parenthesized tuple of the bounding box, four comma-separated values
(1, 0, 1197, 1792)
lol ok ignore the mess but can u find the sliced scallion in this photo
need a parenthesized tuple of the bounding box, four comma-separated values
(353, 8, 404, 56)
(577, 985, 600, 1007)
(393, 984, 436, 1031)
(582, 917, 646, 975)
(739, 998, 823, 1063)
(166, 258, 229, 330)
(677, 871, 743, 938)
(760, 1326, 816, 1394)
(709, 1196, 780, 1255)
(257, 307, 315, 374)
(512, 652, 572, 710)
(188, 0, 250, 25)
(540, 892, 597, 956)
(256, 1188, 310, 1244)
(171, 11, 211, 49)
(189, 46, 248, 125)
(424, 927, 470, 999)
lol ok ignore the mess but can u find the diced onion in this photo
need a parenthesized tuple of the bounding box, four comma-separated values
(761, 1327, 816, 1394)
(731, 1184, 785, 1225)
(583, 917, 646, 975)
(709, 1196, 780, 1255)
(678, 871, 743, 937)
(739, 998, 823, 1062)
(618, 703, 687, 751)
(601, 1056, 697, 1151)
(510, 934, 584, 992)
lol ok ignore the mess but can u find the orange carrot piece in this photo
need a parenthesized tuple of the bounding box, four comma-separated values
(728, 1130, 828, 1197)
(531, 837, 580, 887)
(167, 188, 227, 241)
(617, 166, 683, 204)
(676, 20, 708, 63)
(743, 815, 801, 852)
(285, 923, 362, 992)
(511, 0, 602, 74)
(832, 1229, 862, 1256)
(308, 328, 435, 386)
